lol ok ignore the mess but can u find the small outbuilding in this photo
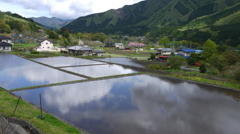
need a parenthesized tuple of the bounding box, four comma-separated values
(0, 35, 14, 51)
(93, 50, 106, 57)
(68, 45, 93, 56)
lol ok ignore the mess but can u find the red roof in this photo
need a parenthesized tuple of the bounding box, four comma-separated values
(159, 56, 168, 58)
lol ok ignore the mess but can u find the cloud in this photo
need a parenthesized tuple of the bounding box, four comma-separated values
(0, 0, 144, 19)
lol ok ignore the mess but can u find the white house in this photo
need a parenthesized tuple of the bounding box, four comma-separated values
(0, 35, 14, 51)
(36, 40, 54, 51)
(115, 43, 124, 48)
(156, 48, 176, 56)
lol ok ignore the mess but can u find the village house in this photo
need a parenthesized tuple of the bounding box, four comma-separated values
(0, 35, 14, 51)
(156, 48, 176, 56)
(93, 50, 106, 57)
(176, 48, 196, 59)
(36, 39, 54, 51)
(115, 43, 124, 48)
(68, 45, 93, 56)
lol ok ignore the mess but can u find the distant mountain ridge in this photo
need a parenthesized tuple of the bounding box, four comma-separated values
(31, 17, 72, 29)
(63, 0, 240, 35)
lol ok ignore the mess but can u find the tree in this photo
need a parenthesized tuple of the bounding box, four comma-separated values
(202, 39, 218, 60)
(199, 63, 207, 73)
(168, 56, 186, 70)
(62, 31, 69, 39)
(150, 53, 156, 60)
(170, 52, 175, 56)
(209, 55, 228, 71)
(0, 20, 11, 33)
(223, 50, 240, 65)
(236, 45, 240, 51)
(159, 37, 170, 44)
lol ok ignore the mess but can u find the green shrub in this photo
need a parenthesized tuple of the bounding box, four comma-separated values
(188, 57, 198, 65)
(30, 51, 39, 54)
(149, 53, 156, 60)
(207, 67, 219, 75)
(168, 56, 186, 70)
(146, 64, 161, 70)
(199, 63, 207, 73)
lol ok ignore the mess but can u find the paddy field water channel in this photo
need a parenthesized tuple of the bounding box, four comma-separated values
(1, 53, 240, 134)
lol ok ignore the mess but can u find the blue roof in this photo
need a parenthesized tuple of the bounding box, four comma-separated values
(179, 49, 195, 53)
(195, 50, 203, 53)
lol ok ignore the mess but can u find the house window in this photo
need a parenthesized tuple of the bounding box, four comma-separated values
(47, 47, 50, 49)
(3, 47, 8, 50)
(46, 43, 48, 45)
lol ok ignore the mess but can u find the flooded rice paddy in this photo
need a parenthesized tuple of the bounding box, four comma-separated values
(63, 64, 138, 78)
(1, 53, 240, 134)
(0, 53, 84, 90)
(13, 74, 240, 134)
(31, 56, 105, 67)
(94, 57, 145, 68)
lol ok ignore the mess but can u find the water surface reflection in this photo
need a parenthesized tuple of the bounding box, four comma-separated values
(32, 56, 105, 67)
(63, 64, 138, 77)
(13, 74, 240, 134)
(94, 58, 145, 68)
(0, 53, 84, 90)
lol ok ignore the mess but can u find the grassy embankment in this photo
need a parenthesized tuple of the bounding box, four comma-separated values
(0, 88, 81, 134)
(164, 70, 240, 90)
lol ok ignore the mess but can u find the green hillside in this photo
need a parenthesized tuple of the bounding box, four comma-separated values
(64, 0, 240, 34)
(62, 0, 240, 46)
(0, 11, 44, 33)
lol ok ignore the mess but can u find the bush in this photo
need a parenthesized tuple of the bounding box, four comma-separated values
(149, 53, 156, 60)
(146, 64, 162, 70)
(30, 51, 39, 54)
(188, 57, 198, 65)
(199, 63, 206, 73)
(146, 64, 169, 70)
(207, 67, 219, 75)
(168, 56, 186, 70)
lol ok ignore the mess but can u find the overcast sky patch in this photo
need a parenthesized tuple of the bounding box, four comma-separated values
(0, 0, 144, 19)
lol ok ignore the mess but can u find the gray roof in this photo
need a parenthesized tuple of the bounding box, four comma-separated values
(93, 50, 105, 53)
(68, 46, 93, 51)
(0, 35, 11, 40)
(115, 43, 123, 46)
(0, 42, 13, 46)
(161, 48, 175, 52)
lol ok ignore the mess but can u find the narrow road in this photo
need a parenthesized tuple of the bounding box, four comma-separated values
(180, 66, 199, 71)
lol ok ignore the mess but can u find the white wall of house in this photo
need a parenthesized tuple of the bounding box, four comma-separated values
(115, 43, 124, 48)
(96, 53, 106, 57)
(37, 40, 53, 51)
(161, 51, 172, 56)
(0, 46, 12, 51)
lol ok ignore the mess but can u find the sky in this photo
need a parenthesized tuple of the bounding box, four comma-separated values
(0, 0, 143, 20)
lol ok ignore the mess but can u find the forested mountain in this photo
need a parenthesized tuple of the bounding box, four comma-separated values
(31, 17, 72, 29)
(0, 11, 44, 33)
(64, 0, 240, 46)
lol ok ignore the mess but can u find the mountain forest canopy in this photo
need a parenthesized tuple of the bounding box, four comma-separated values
(63, 0, 240, 47)
(0, 11, 44, 33)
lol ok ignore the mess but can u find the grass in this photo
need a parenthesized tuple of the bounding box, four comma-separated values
(166, 70, 240, 90)
(0, 88, 81, 134)
(11, 51, 67, 58)
(13, 43, 38, 48)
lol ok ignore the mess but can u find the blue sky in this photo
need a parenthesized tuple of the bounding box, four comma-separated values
(0, 0, 143, 20)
